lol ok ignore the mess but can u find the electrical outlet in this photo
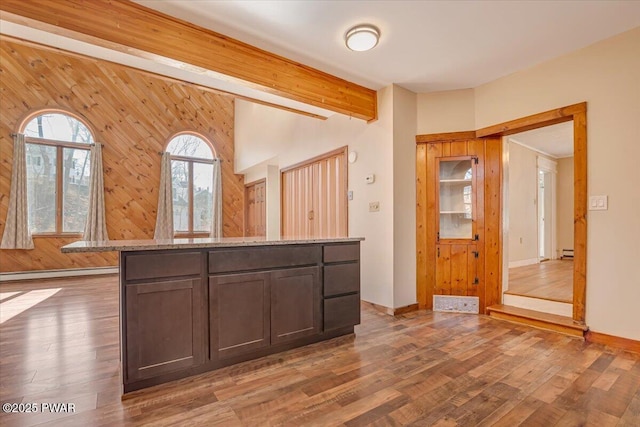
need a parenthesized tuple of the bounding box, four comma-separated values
(369, 201, 380, 212)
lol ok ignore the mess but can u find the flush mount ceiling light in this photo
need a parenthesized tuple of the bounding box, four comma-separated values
(345, 24, 380, 52)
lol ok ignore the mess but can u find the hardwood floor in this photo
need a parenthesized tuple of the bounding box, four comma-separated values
(1, 275, 639, 426)
(506, 260, 573, 303)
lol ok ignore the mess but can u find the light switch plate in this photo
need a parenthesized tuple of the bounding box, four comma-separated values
(589, 195, 608, 211)
(348, 190, 353, 201)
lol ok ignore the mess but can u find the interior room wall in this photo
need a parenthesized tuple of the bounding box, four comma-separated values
(556, 156, 575, 256)
(507, 142, 542, 266)
(392, 85, 417, 308)
(474, 27, 640, 340)
(265, 165, 280, 240)
(235, 87, 396, 308)
(417, 89, 475, 134)
(0, 39, 244, 272)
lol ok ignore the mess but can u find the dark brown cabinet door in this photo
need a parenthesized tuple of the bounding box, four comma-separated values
(271, 266, 321, 345)
(209, 272, 271, 359)
(124, 278, 204, 382)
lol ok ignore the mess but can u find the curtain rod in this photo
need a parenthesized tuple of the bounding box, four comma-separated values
(10, 132, 103, 146)
(158, 151, 223, 162)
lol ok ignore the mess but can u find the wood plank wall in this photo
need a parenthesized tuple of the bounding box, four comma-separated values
(0, 38, 244, 272)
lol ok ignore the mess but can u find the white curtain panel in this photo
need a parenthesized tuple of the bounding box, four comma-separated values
(211, 159, 222, 238)
(83, 143, 109, 241)
(1, 134, 34, 249)
(154, 152, 174, 239)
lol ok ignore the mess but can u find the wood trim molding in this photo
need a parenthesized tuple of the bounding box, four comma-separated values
(362, 301, 419, 316)
(0, 0, 377, 121)
(585, 331, 640, 354)
(280, 146, 348, 173)
(415, 131, 476, 144)
(475, 102, 586, 137)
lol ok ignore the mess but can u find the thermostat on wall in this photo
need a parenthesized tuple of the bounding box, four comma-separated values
(365, 174, 375, 184)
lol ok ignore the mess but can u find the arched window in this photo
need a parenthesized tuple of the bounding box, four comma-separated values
(21, 111, 94, 234)
(166, 133, 216, 236)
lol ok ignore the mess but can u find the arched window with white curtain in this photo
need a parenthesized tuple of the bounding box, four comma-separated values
(166, 133, 218, 236)
(22, 111, 94, 234)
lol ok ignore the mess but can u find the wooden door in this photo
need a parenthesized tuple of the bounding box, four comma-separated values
(245, 179, 266, 237)
(435, 156, 480, 296)
(281, 147, 347, 239)
(416, 136, 502, 313)
(270, 266, 321, 345)
(125, 278, 204, 382)
(209, 272, 270, 360)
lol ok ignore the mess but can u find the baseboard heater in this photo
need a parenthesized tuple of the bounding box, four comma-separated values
(433, 295, 479, 314)
(561, 249, 574, 259)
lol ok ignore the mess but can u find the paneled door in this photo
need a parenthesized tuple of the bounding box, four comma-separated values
(281, 147, 348, 239)
(436, 156, 480, 298)
(245, 179, 266, 237)
(416, 136, 503, 313)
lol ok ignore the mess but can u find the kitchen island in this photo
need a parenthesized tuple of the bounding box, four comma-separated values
(62, 237, 363, 393)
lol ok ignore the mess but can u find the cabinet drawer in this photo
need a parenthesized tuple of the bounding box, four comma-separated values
(209, 245, 320, 274)
(324, 293, 361, 331)
(323, 243, 360, 263)
(125, 252, 201, 281)
(324, 263, 359, 297)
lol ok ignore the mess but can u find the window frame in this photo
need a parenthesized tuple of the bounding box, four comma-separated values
(166, 132, 217, 238)
(19, 110, 95, 237)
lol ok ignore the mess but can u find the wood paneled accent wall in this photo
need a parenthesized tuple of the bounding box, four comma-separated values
(0, 38, 244, 272)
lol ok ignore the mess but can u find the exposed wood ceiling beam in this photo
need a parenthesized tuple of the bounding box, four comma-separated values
(0, 0, 378, 121)
(2, 35, 329, 121)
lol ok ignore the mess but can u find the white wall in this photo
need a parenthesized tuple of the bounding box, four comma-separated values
(507, 142, 539, 264)
(474, 27, 640, 340)
(235, 87, 396, 308)
(417, 89, 475, 134)
(556, 157, 574, 255)
(266, 165, 280, 240)
(392, 85, 417, 308)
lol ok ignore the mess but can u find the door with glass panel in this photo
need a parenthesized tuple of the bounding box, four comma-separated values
(435, 156, 479, 297)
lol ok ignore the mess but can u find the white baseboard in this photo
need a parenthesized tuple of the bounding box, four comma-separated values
(508, 258, 539, 269)
(503, 294, 572, 317)
(0, 267, 119, 282)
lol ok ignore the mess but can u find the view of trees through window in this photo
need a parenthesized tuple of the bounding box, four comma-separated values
(24, 112, 93, 234)
(166, 134, 214, 235)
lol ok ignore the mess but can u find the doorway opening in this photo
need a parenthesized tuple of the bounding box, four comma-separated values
(502, 121, 575, 316)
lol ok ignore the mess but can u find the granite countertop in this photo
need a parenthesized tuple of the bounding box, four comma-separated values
(61, 236, 365, 253)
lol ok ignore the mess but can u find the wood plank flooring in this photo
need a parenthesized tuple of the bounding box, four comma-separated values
(506, 260, 573, 303)
(1, 275, 639, 426)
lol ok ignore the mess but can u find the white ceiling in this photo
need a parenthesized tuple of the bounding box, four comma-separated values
(510, 122, 574, 158)
(135, 0, 640, 93)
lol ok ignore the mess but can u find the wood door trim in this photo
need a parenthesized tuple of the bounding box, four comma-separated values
(280, 146, 348, 173)
(416, 131, 477, 144)
(475, 103, 586, 138)
(245, 178, 266, 188)
(415, 102, 588, 323)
